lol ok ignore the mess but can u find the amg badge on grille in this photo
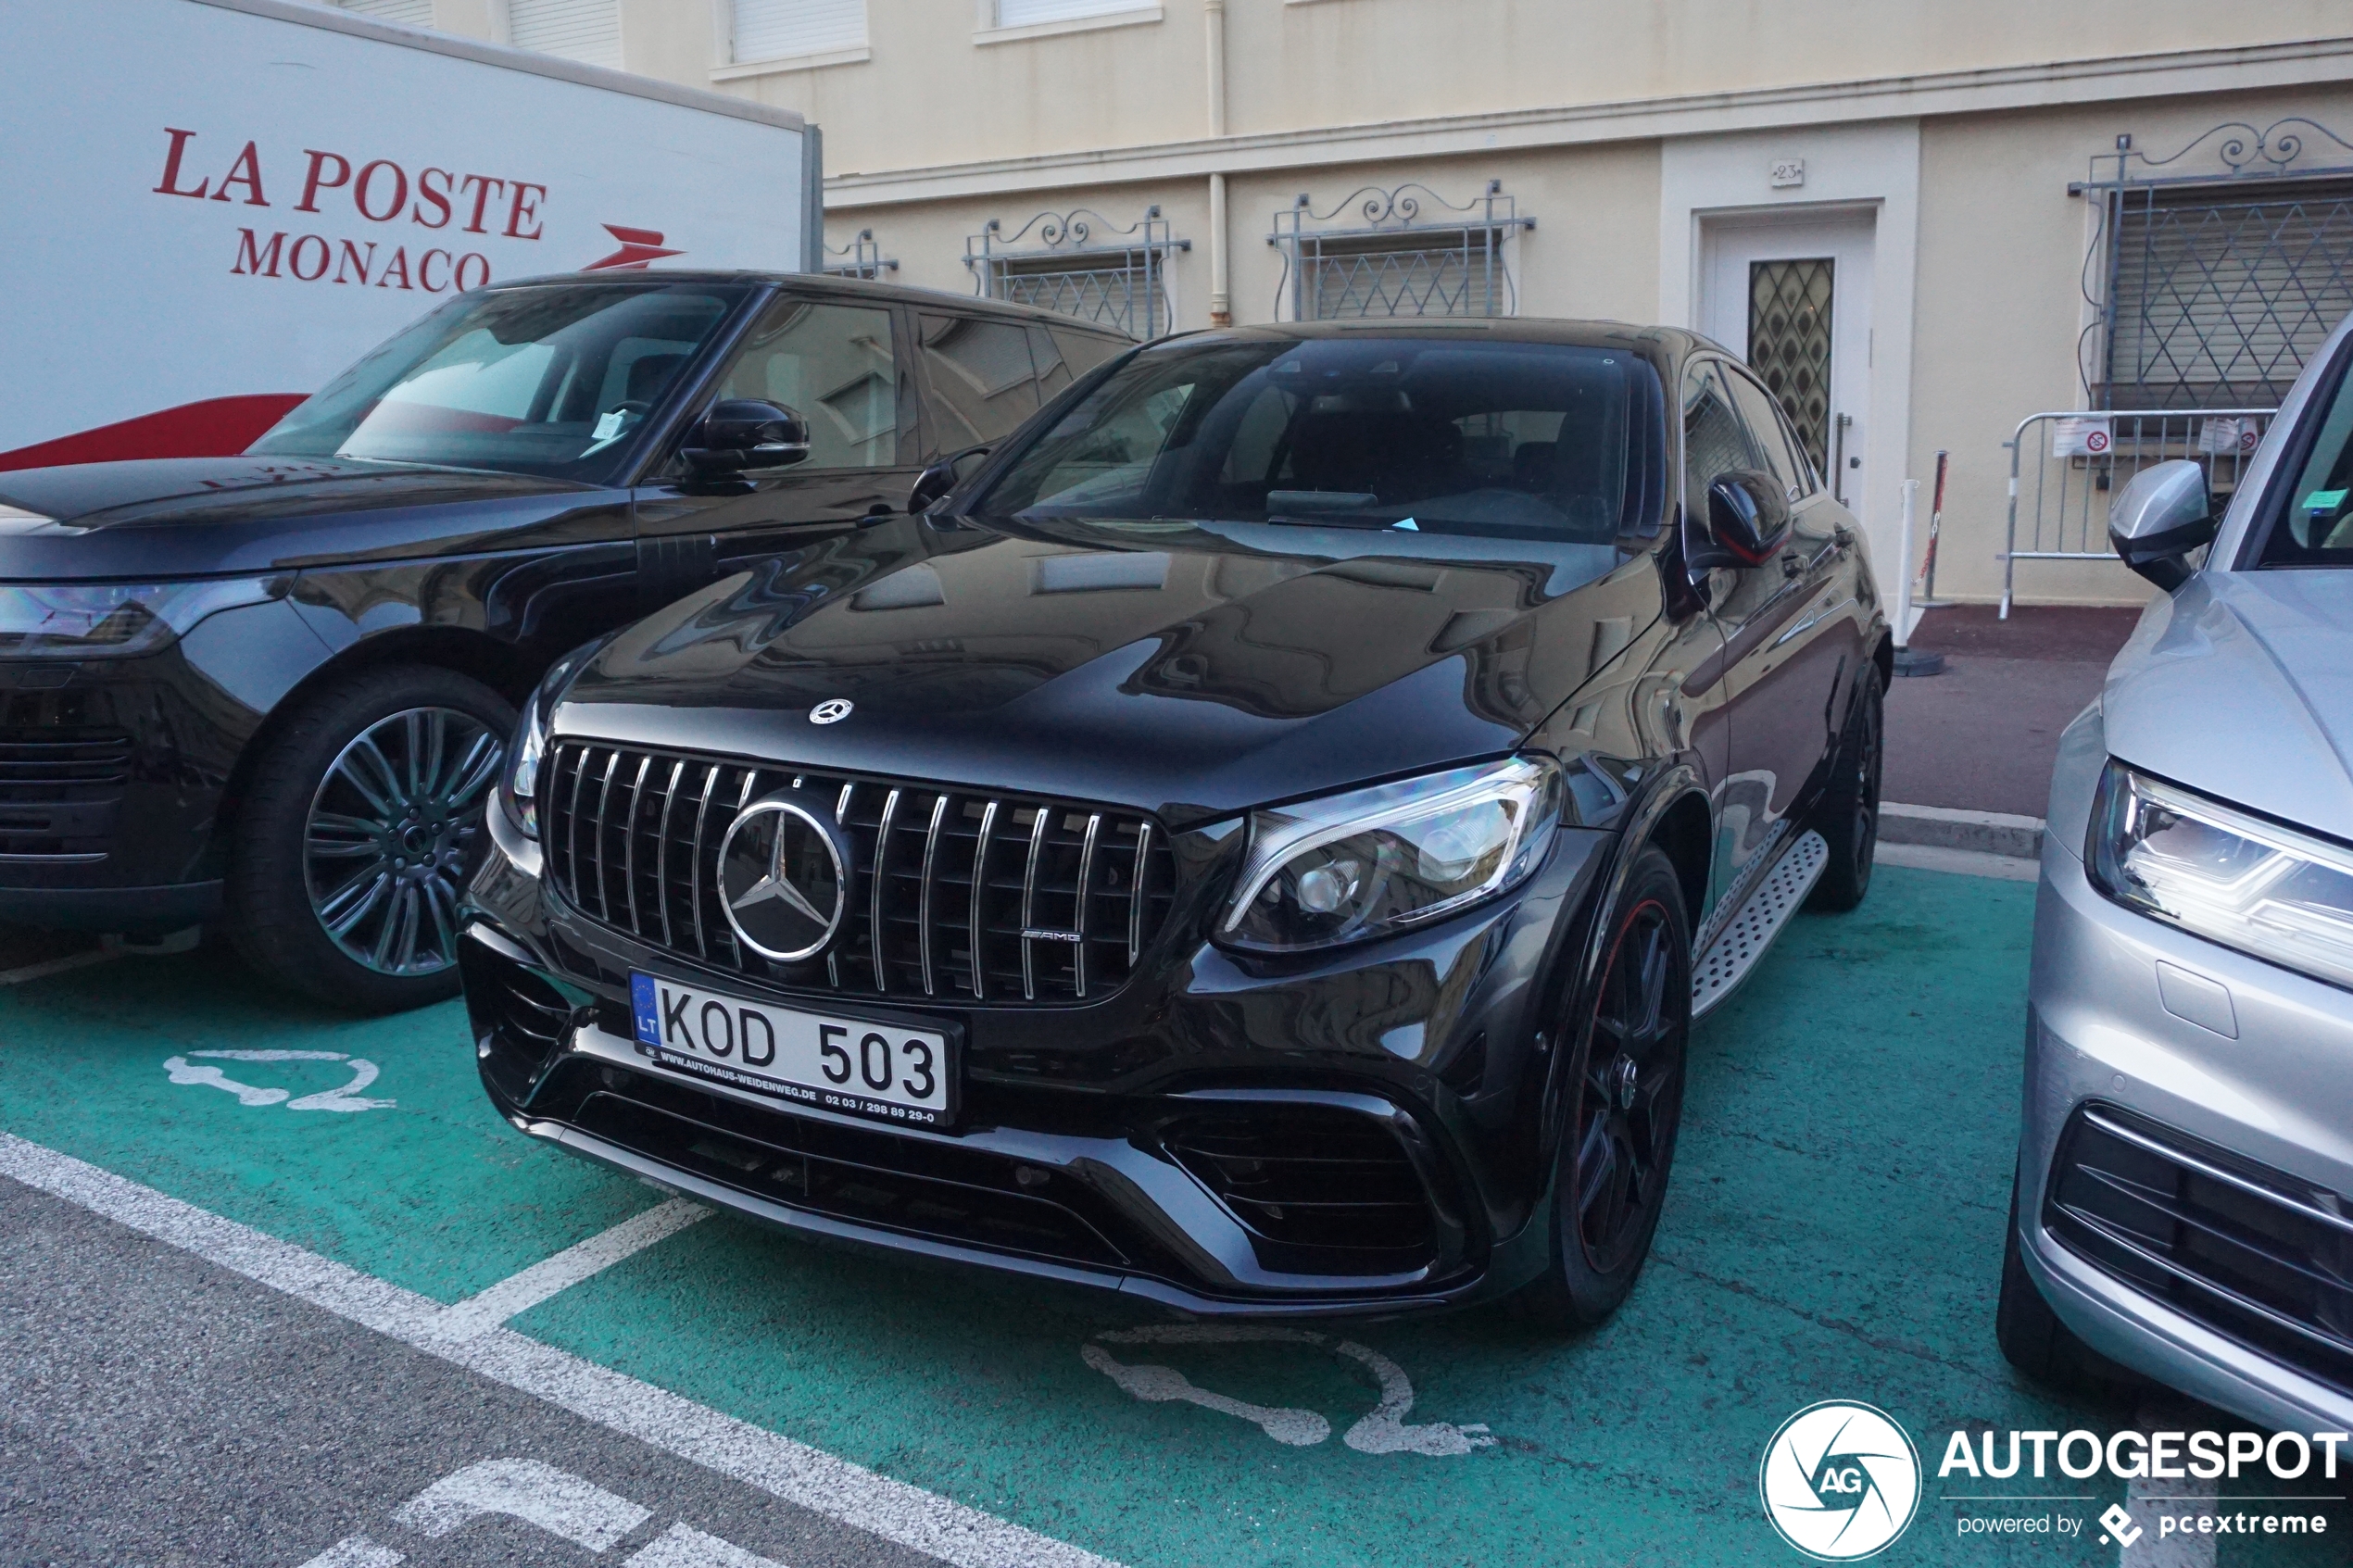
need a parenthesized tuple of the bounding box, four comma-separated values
(717, 797, 848, 961)
(809, 698, 853, 724)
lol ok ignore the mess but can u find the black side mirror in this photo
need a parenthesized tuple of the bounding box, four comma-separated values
(909, 445, 990, 516)
(2109, 458, 2217, 592)
(1696, 470, 1793, 568)
(682, 399, 810, 476)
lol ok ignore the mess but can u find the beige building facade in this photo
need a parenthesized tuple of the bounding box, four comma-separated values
(352, 0, 2353, 608)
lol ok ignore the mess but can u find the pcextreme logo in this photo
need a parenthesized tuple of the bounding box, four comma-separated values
(1760, 1400, 1924, 1561)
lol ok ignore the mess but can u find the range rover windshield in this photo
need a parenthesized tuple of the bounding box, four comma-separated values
(975, 334, 1660, 542)
(246, 282, 753, 482)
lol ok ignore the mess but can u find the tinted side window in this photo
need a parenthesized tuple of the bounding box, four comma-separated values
(711, 298, 900, 469)
(920, 313, 1041, 445)
(1724, 368, 1804, 499)
(1049, 327, 1129, 379)
(1681, 359, 1764, 511)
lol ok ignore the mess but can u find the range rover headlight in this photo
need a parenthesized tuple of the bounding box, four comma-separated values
(2089, 759, 2353, 990)
(499, 640, 604, 840)
(0, 578, 279, 659)
(1221, 757, 1562, 952)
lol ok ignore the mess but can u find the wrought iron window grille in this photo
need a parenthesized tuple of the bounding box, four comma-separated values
(824, 229, 899, 282)
(1268, 181, 1534, 322)
(2073, 119, 2353, 409)
(965, 207, 1187, 340)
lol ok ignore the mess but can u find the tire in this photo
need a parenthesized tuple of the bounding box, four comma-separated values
(1516, 846, 1692, 1329)
(1806, 663, 1883, 912)
(1994, 1175, 2140, 1394)
(225, 664, 513, 1013)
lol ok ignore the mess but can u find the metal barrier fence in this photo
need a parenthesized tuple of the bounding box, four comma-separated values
(2000, 408, 2274, 617)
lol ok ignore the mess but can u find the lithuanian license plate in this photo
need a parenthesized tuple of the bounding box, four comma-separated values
(628, 972, 956, 1128)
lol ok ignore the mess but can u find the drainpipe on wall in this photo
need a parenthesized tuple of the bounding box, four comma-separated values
(1205, 0, 1230, 328)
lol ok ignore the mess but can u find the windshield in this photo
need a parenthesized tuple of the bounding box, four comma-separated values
(974, 335, 1659, 542)
(247, 282, 753, 482)
(2259, 348, 2353, 568)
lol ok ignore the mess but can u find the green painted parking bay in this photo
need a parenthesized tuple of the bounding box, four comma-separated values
(1, 866, 2341, 1565)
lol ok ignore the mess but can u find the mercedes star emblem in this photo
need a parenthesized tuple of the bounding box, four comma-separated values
(716, 797, 847, 961)
(809, 698, 854, 724)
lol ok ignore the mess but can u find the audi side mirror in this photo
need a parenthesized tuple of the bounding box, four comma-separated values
(2109, 458, 2216, 592)
(682, 399, 810, 476)
(1697, 469, 1793, 568)
(909, 444, 990, 517)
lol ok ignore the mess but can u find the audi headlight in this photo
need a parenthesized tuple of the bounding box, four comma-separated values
(0, 578, 279, 659)
(1222, 757, 1562, 952)
(500, 641, 603, 839)
(2089, 759, 2353, 990)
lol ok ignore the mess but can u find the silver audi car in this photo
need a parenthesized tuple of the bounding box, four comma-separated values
(2000, 316, 2353, 1431)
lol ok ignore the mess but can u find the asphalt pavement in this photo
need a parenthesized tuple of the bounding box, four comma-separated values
(0, 1177, 935, 1568)
(1883, 604, 2144, 819)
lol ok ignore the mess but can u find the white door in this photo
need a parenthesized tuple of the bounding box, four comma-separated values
(1700, 211, 1875, 508)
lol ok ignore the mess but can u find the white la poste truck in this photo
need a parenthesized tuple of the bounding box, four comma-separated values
(2, 0, 819, 470)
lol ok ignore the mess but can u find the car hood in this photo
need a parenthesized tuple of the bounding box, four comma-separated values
(557, 516, 1651, 825)
(2104, 570, 2353, 841)
(0, 456, 599, 578)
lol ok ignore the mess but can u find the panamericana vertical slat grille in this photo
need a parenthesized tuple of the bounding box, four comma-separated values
(540, 741, 1176, 1005)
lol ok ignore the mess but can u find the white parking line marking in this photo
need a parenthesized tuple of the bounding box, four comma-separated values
(626, 1522, 793, 1568)
(294, 1537, 404, 1568)
(0, 1133, 1121, 1568)
(1084, 1324, 1495, 1457)
(392, 1457, 650, 1549)
(428, 1198, 710, 1342)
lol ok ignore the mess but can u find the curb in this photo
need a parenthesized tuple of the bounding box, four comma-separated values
(1880, 802, 2045, 860)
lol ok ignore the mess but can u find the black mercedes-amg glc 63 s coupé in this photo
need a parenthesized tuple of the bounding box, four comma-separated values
(460, 319, 1890, 1324)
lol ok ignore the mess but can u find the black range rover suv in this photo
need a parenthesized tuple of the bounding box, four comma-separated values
(0, 272, 1126, 1009)
(461, 320, 1892, 1322)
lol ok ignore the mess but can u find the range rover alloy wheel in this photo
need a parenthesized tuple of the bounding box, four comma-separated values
(227, 665, 513, 1013)
(1518, 846, 1691, 1328)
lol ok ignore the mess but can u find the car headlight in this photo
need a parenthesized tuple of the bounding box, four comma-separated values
(0, 578, 279, 659)
(1221, 757, 1562, 952)
(499, 641, 604, 839)
(2089, 759, 2353, 990)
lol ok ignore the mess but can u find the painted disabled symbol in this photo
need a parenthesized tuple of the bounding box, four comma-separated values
(1082, 1323, 1495, 1456)
(163, 1049, 395, 1113)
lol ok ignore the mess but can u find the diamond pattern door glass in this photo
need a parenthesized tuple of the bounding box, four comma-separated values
(1748, 258, 1834, 473)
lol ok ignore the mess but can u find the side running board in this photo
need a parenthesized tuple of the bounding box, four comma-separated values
(1691, 830, 1829, 1019)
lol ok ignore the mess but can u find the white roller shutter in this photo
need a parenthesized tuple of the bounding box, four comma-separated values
(998, 0, 1149, 26)
(733, 0, 865, 61)
(509, 0, 621, 68)
(337, 0, 434, 26)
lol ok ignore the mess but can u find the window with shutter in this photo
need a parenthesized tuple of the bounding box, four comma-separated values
(337, 0, 434, 26)
(508, 0, 621, 68)
(2104, 178, 2353, 408)
(997, 0, 1153, 27)
(732, 0, 866, 62)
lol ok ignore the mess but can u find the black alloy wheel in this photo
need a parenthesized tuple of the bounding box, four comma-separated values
(303, 706, 503, 977)
(1517, 845, 1692, 1328)
(1806, 664, 1883, 912)
(227, 664, 514, 1013)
